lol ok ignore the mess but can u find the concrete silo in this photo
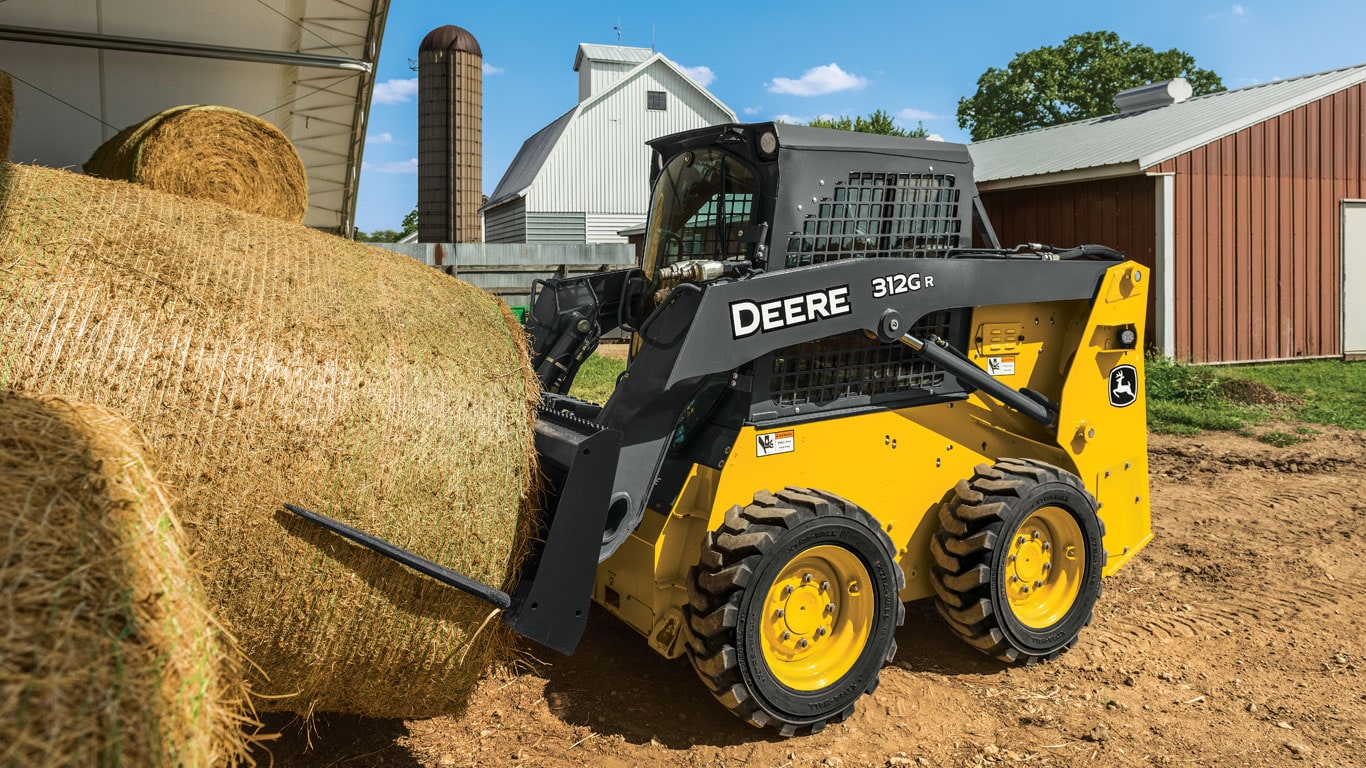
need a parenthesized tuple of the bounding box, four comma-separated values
(418, 25, 482, 243)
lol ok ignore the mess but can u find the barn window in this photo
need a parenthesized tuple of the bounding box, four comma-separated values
(647, 90, 667, 111)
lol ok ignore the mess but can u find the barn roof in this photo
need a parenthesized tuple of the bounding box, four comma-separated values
(0, 0, 389, 233)
(573, 43, 652, 71)
(969, 62, 1366, 189)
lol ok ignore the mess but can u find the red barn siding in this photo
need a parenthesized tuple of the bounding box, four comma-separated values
(980, 175, 1157, 345)
(1151, 81, 1366, 362)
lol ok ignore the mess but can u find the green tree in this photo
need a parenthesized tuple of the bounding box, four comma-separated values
(957, 31, 1224, 141)
(401, 206, 418, 237)
(356, 229, 402, 242)
(806, 109, 928, 137)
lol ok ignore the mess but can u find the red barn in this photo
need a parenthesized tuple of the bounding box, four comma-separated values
(969, 65, 1366, 363)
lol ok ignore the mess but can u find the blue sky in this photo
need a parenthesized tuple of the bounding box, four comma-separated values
(353, 0, 1366, 233)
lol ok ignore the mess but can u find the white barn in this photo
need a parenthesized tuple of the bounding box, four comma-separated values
(481, 43, 735, 244)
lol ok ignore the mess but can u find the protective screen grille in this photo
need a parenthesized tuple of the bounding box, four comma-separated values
(786, 172, 962, 267)
(770, 311, 953, 406)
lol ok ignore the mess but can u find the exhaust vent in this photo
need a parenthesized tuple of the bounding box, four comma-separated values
(1114, 78, 1193, 114)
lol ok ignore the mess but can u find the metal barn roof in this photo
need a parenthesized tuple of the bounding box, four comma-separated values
(573, 43, 652, 71)
(0, 0, 389, 233)
(969, 62, 1366, 188)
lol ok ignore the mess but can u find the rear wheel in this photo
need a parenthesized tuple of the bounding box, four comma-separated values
(930, 459, 1105, 663)
(684, 488, 904, 736)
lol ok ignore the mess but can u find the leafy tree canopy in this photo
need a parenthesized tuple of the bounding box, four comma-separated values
(806, 109, 927, 138)
(957, 31, 1224, 141)
(356, 229, 402, 242)
(401, 207, 418, 237)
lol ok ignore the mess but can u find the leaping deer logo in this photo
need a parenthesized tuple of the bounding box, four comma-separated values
(1109, 365, 1138, 407)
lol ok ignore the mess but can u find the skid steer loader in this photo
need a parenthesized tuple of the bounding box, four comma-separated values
(289, 122, 1153, 735)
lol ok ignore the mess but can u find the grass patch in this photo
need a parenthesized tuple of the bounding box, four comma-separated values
(568, 353, 627, 404)
(1225, 360, 1366, 430)
(1257, 430, 1307, 447)
(1146, 356, 1365, 438)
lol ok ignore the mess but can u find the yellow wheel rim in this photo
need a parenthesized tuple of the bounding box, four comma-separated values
(1005, 506, 1085, 629)
(759, 544, 873, 691)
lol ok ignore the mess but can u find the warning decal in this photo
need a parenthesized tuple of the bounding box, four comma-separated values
(756, 430, 795, 457)
(987, 355, 1016, 376)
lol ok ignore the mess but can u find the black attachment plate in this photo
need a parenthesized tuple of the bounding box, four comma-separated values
(503, 405, 623, 654)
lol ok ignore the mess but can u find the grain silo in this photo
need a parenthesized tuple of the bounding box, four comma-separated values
(418, 25, 482, 243)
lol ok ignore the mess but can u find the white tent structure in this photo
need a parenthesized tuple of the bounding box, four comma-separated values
(0, 0, 389, 233)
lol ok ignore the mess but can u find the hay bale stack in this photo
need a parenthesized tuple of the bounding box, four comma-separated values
(0, 163, 539, 718)
(0, 392, 251, 767)
(0, 70, 12, 161)
(83, 105, 308, 223)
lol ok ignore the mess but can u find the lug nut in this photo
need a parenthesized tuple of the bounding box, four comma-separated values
(816, 627, 827, 637)
(780, 631, 791, 641)
(1021, 585, 1030, 594)
(782, 585, 794, 597)
(1042, 542, 1051, 552)
(1034, 580, 1044, 588)
(1043, 562, 1052, 572)
(820, 581, 830, 592)
(1017, 536, 1027, 546)
(824, 603, 835, 614)
(1031, 530, 1041, 540)
(798, 638, 809, 649)
(775, 608, 785, 618)
(802, 573, 813, 584)
(1009, 575, 1019, 583)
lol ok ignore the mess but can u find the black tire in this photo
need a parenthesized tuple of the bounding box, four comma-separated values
(929, 459, 1106, 664)
(684, 488, 904, 736)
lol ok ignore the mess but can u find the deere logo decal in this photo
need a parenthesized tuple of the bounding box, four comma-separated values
(1109, 365, 1138, 407)
(729, 285, 852, 339)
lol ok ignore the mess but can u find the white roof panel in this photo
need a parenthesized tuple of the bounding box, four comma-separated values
(573, 43, 652, 71)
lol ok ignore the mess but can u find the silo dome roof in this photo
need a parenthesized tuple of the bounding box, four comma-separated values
(419, 25, 481, 56)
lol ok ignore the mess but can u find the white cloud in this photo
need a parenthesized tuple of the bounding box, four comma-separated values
(925, 133, 945, 142)
(896, 108, 943, 121)
(766, 63, 867, 96)
(366, 131, 394, 145)
(681, 65, 716, 88)
(363, 158, 418, 174)
(372, 77, 418, 105)
(483, 63, 504, 75)
(742, 105, 762, 115)
(1208, 4, 1248, 20)
(770, 114, 809, 125)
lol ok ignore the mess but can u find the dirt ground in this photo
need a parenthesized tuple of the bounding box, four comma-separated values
(255, 426, 1365, 768)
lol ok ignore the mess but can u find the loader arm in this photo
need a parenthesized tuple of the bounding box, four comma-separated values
(526, 267, 643, 393)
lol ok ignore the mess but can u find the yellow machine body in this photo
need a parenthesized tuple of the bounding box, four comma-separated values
(594, 262, 1153, 659)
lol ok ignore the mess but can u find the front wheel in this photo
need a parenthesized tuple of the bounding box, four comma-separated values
(930, 459, 1105, 664)
(684, 488, 904, 736)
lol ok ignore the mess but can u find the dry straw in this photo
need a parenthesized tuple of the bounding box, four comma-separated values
(0, 70, 12, 161)
(84, 105, 308, 223)
(0, 164, 539, 718)
(0, 392, 252, 767)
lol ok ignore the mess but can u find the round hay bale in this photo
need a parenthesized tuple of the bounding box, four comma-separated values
(0, 392, 251, 767)
(0, 70, 12, 161)
(0, 164, 539, 718)
(83, 105, 308, 223)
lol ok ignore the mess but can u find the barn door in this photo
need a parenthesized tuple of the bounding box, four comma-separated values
(1345, 201, 1366, 358)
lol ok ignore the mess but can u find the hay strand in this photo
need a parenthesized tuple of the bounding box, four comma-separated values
(0, 70, 12, 162)
(83, 105, 308, 223)
(0, 164, 539, 718)
(0, 392, 252, 767)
